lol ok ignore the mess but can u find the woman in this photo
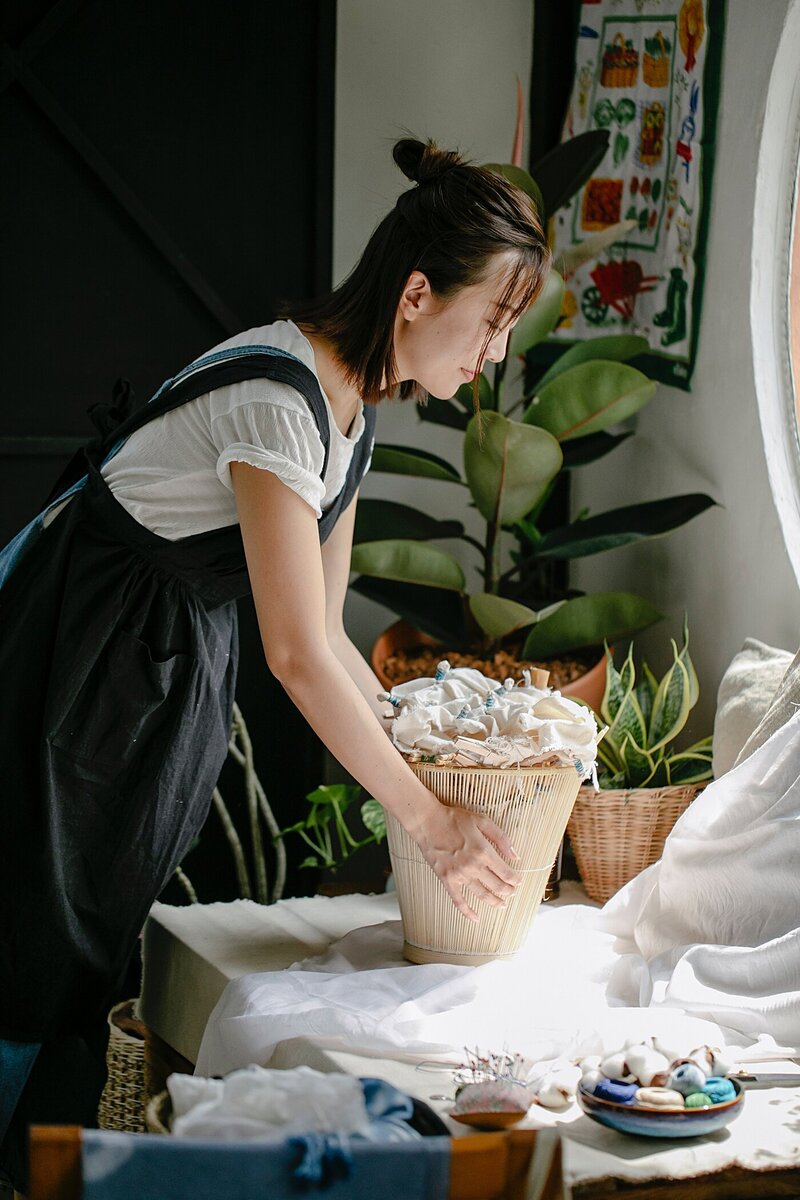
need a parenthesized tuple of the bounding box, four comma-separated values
(0, 137, 549, 1185)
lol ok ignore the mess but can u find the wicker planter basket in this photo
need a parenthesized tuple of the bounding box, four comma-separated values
(386, 762, 583, 966)
(567, 784, 702, 904)
(97, 999, 147, 1133)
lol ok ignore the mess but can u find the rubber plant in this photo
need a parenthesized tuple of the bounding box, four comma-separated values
(351, 102, 715, 662)
(591, 621, 713, 789)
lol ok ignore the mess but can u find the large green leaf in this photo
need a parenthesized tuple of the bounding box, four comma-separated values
(535, 335, 649, 391)
(530, 130, 610, 219)
(469, 593, 539, 640)
(522, 592, 662, 659)
(417, 396, 470, 431)
(524, 361, 656, 440)
(464, 411, 563, 525)
(354, 500, 464, 544)
(526, 494, 717, 560)
(370, 444, 463, 483)
(509, 271, 565, 357)
(648, 649, 691, 753)
(350, 539, 465, 591)
(484, 162, 544, 222)
(350, 576, 466, 645)
(560, 430, 634, 469)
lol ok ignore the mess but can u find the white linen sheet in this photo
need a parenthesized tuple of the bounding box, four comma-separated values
(197, 708, 800, 1078)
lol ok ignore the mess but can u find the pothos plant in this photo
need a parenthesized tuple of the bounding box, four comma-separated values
(278, 784, 387, 873)
(350, 115, 715, 663)
(592, 621, 713, 789)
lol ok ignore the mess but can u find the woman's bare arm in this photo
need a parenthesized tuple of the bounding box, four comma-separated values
(319, 486, 392, 721)
(230, 462, 521, 919)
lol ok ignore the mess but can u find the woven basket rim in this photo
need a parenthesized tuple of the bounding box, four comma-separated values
(576, 782, 706, 800)
(407, 761, 580, 778)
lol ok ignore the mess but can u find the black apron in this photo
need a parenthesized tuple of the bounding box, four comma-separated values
(0, 348, 375, 1042)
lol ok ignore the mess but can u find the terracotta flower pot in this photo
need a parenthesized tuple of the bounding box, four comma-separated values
(371, 619, 609, 712)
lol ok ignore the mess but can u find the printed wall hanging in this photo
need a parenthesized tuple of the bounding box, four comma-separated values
(541, 0, 725, 390)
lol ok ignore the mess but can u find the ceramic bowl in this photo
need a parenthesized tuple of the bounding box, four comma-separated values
(577, 1079, 745, 1139)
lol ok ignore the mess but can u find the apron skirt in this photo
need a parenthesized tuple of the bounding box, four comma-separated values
(0, 458, 243, 1041)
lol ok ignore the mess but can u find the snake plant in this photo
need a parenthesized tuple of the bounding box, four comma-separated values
(592, 621, 713, 789)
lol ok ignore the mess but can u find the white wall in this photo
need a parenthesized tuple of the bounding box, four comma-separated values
(570, 0, 800, 735)
(334, 0, 800, 739)
(334, 0, 534, 654)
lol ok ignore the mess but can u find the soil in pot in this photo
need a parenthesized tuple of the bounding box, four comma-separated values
(381, 640, 601, 693)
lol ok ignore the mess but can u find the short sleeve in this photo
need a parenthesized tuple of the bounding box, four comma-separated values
(210, 379, 326, 518)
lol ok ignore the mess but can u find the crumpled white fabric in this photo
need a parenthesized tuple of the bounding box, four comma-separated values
(385, 664, 599, 772)
(197, 705, 800, 1080)
(168, 1064, 370, 1141)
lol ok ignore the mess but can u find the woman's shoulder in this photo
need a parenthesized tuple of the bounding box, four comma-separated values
(205, 320, 315, 372)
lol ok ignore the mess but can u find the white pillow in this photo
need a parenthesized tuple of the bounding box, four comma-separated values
(712, 638, 793, 777)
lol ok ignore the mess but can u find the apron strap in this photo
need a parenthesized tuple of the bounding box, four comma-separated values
(44, 349, 331, 508)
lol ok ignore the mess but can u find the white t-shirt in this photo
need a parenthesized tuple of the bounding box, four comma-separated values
(100, 321, 367, 540)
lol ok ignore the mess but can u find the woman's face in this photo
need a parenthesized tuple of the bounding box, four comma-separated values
(392, 253, 523, 399)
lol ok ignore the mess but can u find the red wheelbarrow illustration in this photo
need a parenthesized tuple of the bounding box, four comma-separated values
(581, 259, 659, 325)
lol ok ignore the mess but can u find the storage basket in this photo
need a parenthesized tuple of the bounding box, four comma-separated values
(97, 999, 147, 1133)
(386, 762, 582, 965)
(567, 784, 702, 904)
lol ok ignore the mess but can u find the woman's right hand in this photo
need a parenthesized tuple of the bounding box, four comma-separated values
(409, 799, 523, 922)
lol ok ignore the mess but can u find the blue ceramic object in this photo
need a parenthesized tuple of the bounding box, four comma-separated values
(577, 1079, 745, 1139)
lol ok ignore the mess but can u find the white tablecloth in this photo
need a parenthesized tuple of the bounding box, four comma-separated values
(140, 887, 800, 1189)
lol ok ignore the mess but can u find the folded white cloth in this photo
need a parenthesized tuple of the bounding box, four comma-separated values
(386, 663, 599, 772)
(169, 1065, 370, 1141)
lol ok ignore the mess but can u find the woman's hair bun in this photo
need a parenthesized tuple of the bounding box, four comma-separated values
(393, 137, 464, 185)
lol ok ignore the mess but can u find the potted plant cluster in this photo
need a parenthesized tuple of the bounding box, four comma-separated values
(567, 620, 713, 903)
(350, 125, 715, 707)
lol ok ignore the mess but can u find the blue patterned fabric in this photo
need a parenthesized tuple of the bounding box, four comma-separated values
(81, 1132, 451, 1200)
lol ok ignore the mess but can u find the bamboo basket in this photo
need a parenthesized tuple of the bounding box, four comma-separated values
(567, 784, 702, 904)
(97, 999, 147, 1133)
(386, 763, 583, 966)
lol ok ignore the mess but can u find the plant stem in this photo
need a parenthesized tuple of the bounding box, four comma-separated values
(212, 787, 252, 899)
(174, 866, 199, 904)
(460, 534, 486, 556)
(231, 706, 268, 904)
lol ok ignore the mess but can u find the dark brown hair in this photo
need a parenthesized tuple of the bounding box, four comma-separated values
(282, 137, 551, 404)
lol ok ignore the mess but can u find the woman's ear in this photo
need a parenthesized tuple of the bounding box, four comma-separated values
(397, 270, 435, 322)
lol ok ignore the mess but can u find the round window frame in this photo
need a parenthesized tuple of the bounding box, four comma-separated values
(750, 0, 800, 588)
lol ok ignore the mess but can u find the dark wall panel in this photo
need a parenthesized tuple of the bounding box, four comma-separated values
(1, 0, 336, 901)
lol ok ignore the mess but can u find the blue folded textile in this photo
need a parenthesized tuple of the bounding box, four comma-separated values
(82, 1131, 451, 1200)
